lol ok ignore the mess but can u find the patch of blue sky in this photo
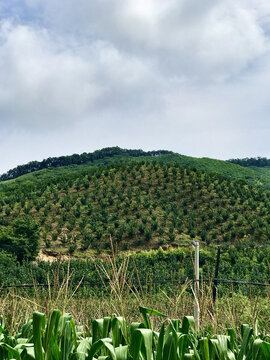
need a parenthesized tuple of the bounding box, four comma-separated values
(0, 1, 40, 24)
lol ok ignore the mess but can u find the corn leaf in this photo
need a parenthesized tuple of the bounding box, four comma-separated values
(129, 328, 153, 360)
(261, 341, 270, 360)
(33, 312, 46, 360)
(115, 345, 128, 360)
(181, 317, 195, 334)
(0, 342, 21, 360)
(88, 338, 116, 360)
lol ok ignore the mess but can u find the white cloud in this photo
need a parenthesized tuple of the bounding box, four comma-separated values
(23, 0, 269, 80)
(0, 20, 156, 129)
(0, 21, 101, 128)
(0, 0, 270, 172)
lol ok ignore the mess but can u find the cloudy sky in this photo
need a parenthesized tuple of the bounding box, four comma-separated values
(0, 0, 270, 173)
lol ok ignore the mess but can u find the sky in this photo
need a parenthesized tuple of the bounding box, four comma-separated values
(0, 0, 270, 174)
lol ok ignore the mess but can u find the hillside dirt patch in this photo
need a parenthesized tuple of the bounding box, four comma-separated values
(36, 250, 70, 263)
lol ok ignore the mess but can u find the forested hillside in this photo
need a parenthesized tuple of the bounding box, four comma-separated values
(0, 147, 172, 181)
(1, 161, 269, 260)
(228, 157, 270, 167)
(2, 148, 270, 191)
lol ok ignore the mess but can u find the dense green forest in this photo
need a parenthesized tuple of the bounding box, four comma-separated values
(2, 148, 270, 191)
(0, 147, 172, 181)
(1, 160, 270, 262)
(228, 157, 270, 167)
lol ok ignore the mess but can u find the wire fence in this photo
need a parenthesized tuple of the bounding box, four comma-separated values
(1, 277, 269, 290)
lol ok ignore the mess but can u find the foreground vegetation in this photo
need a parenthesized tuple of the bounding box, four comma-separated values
(1, 245, 270, 334)
(1, 305, 270, 359)
(1, 245, 270, 359)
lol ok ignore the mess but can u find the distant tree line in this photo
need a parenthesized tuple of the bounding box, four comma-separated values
(227, 157, 270, 168)
(0, 147, 173, 181)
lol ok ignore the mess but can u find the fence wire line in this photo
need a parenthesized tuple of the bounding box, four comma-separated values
(1, 278, 269, 290)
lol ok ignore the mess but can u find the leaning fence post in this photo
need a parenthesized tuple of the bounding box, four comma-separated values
(192, 240, 200, 330)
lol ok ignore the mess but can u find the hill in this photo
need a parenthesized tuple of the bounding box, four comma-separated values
(0, 147, 173, 181)
(0, 160, 269, 259)
(2, 148, 270, 191)
(228, 156, 270, 167)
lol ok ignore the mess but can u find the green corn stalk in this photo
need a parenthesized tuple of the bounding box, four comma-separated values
(33, 312, 46, 360)
(92, 318, 111, 344)
(2, 308, 270, 360)
(111, 317, 126, 348)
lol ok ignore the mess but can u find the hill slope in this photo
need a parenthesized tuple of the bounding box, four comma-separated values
(0, 161, 269, 257)
(1, 147, 270, 191)
(0, 147, 172, 182)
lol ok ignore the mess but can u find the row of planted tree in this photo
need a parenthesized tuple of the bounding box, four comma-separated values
(1, 162, 270, 260)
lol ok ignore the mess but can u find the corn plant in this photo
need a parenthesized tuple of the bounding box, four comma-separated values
(1, 306, 270, 359)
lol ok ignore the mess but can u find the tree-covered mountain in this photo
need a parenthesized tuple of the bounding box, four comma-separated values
(0, 160, 269, 259)
(2, 148, 270, 191)
(228, 157, 270, 167)
(0, 147, 173, 181)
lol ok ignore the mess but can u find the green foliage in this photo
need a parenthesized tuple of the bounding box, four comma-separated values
(0, 251, 18, 285)
(0, 160, 270, 257)
(1, 308, 270, 359)
(0, 146, 173, 181)
(0, 246, 270, 299)
(0, 217, 39, 262)
(2, 148, 270, 192)
(228, 156, 270, 167)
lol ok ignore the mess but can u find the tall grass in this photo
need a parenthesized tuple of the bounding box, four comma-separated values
(1, 262, 270, 337)
(1, 244, 270, 338)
